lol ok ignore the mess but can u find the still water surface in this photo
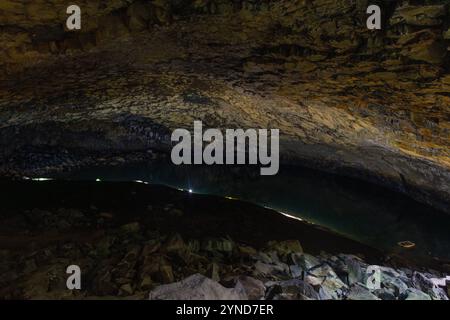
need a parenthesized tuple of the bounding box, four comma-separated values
(54, 160, 450, 262)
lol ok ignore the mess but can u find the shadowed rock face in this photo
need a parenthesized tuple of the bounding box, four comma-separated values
(0, 1, 449, 212)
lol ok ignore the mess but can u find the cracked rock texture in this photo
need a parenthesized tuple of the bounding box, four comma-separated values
(0, 1, 449, 212)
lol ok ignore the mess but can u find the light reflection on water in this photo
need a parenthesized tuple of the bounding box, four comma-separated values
(54, 159, 450, 261)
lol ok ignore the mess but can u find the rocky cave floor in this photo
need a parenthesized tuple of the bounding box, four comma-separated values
(0, 180, 448, 300)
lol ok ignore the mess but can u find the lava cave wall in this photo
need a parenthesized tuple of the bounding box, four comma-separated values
(0, 1, 449, 212)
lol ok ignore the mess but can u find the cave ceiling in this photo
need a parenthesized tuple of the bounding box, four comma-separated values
(0, 0, 449, 211)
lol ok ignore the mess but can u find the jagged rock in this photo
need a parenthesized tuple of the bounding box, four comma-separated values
(266, 240, 303, 260)
(291, 253, 320, 271)
(148, 274, 248, 300)
(253, 261, 289, 278)
(401, 39, 448, 65)
(412, 272, 449, 300)
(306, 264, 348, 299)
(391, 5, 447, 27)
(231, 276, 266, 300)
(383, 277, 409, 296)
(256, 252, 275, 264)
(266, 279, 319, 300)
(346, 283, 380, 300)
(330, 255, 365, 285)
(289, 265, 304, 278)
(373, 288, 397, 300)
(400, 288, 432, 300)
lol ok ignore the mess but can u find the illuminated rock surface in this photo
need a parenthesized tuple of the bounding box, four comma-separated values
(0, 1, 449, 211)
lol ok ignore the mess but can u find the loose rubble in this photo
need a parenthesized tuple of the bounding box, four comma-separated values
(0, 201, 448, 300)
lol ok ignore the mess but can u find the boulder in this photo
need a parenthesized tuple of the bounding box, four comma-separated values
(306, 264, 347, 299)
(400, 288, 432, 300)
(267, 279, 319, 300)
(385, 277, 409, 296)
(373, 288, 397, 300)
(149, 274, 248, 300)
(291, 253, 320, 271)
(412, 272, 449, 300)
(346, 283, 380, 300)
(253, 261, 289, 278)
(289, 265, 304, 278)
(233, 276, 266, 300)
(329, 255, 365, 286)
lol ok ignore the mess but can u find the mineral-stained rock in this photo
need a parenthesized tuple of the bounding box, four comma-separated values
(148, 274, 248, 300)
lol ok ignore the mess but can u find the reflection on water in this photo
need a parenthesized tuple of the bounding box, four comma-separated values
(55, 159, 450, 261)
